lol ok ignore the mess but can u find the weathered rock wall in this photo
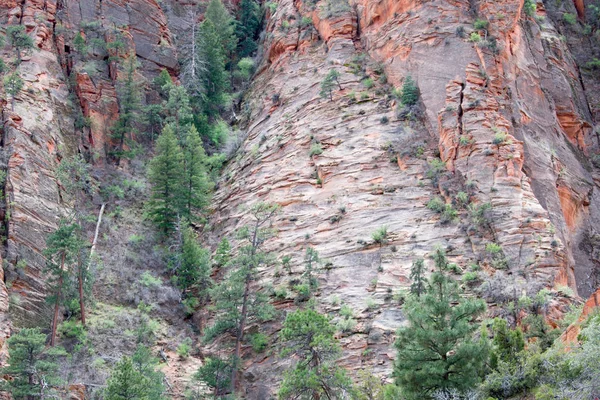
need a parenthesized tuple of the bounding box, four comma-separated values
(1, 0, 74, 329)
(208, 0, 600, 396)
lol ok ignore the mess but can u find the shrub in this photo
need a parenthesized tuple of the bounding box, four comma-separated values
(427, 197, 445, 213)
(310, 142, 323, 157)
(463, 271, 479, 282)
(329, 294, 341, 306)
(441, 204, 458, 224)
(58, 320, 87, 344)
(336, 317, 357, 333)
(486, 243, 508, 269)
(585, 58, 600, 69)
(470, 32, 481, 42)
(456, 191, 469, 207)
(320, 0, 351, 18)
(426, 158, 447, 183)
(493, 131, 508, 145)
(456, 26, 466, 38)
(340, 304, 354, 319)
(177, 337, 193, 359)
(523, 0, 536, 16)
(563, 13, 576, 25)
(372, 226, 388, 245)
(250, 333, 268, 352)
(274, 286, 288, 299)
(474, 19, 489, 30)
(139, 271, 162, 288)
(362, 77, 374, 89)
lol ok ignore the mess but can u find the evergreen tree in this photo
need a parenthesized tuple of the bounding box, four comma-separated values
(113, 55, 142, 165)
(153, 69, 173, 99)
(197, 19, 229, 116)
(401, 76, 419, 106)
(6, 25, 34, 63)
(204, 203, 279, 391)
(177, 227, 211, 300)
(235, 0, 261, 57)
(302, 247, 320, 296)
(181, 125, 211, 220)
(204, 0, 237, 58)
(105, 349, 165, 400)
(146, 125, 184, 236)
(0, 328, 65, 400)
(3, 71, 24, 111)
(489, 318, 525, 369)
(320, 70, 342, 101)
(131, 345, 166, 400)
(73, 32, 88, 56)
(163, 84, 194, 143)
(194, 356, 233, 397)
(278, 309, 353, 399)
(56, 155, 95, 326)
(214, 237, 231, 269)
(393, 248, 489, 399)
(409, 258, 425, 297)
(44, 220, 85, 346)
(143, 103, 164, 143)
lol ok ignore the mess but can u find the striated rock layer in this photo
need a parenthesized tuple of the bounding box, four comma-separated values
(208, 0, 600, 396)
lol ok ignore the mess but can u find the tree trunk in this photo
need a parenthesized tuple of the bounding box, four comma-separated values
(50, 253, 65, 346)
(231, 276, 250, 392)
(78, 268, 86, 326)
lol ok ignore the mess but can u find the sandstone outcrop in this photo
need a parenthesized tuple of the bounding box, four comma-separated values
(207, 0, 600, 396)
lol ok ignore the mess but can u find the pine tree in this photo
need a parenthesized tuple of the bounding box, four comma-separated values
(278, 309, 353, 399)
(401, 76, 419, 106)
(177, 227, 211, 299)
(204, 0, 237, 58)
(0, 328, 65, 400)
(44, 220, 85, 346)
(181, 125, 211, 220)
(146, 124, 184, 236)
(409, 258, 425, 297)
(320, 70, 342, 101)
(113, 55, 142, 165)
(235, 0, 261, 57)
(302, 247, 320, 295)
(6, 25, 34, 63)
(104, 349, 166, 400)
(393, 248, 489, 399)
(197, 19, 229, 116)
(153, 69, 173, 99)
(214, 237, 231, 269)
(131, 345, 166, 400)
(3, 71, 24, 111)
(194, 356, 233, 397)
(204, 203, 279, 391)
(73, 32, 88, 56)
(489, 318, 524, 369)
(163, 84, 194, 143)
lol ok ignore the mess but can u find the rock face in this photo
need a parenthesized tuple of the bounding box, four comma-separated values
(208, 0, 600, 396)
(1, 1, 74, 329)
